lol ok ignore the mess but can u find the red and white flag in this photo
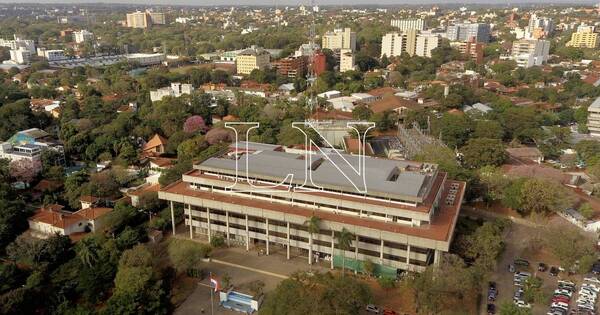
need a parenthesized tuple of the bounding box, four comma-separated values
(210, 274, 220, 292)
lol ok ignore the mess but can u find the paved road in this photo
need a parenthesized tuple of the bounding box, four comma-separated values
(211, 258, 288, 279)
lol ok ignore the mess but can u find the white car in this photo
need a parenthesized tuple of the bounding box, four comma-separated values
(515, 300, 531, 308)
(551, 302, 569, 309)
(582, 284, 600, 292)
(584, 277, 600, 285)
(579, 289, 597, 298)
(558, 280, 575, 286)
(554, 289, 572, 297)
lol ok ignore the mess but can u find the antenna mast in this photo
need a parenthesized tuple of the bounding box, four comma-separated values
(308, 0, 318, 116)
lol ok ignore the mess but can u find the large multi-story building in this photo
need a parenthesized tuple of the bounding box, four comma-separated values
(273, 56, 307, 78)
(527, 14, 554, 36)
(312, 51, 327, 76)
(446, 23, 490, 43)
(567, 28, 599, 48)
(159, 141, 465, 274)
(511, 39, 550, 68)
(322, 28, 356, 52)
(415, 35, 440, 58)
(236, 46, 270, 75)
(0, 128, 64, 163)
(37, 49, 66, 61)
(380, 30, 417, 58)
(126, 11, 166, 28)
(381, 30, 438, 58)
(451, 38, 484, 64)
(339, 49, 355, 72)
(74, 30, 94, 44)
(390, 19, 426, 31)
(588, 97, 600, 137)
(0, 36, 35, 53)
(9, 48, 31, 64)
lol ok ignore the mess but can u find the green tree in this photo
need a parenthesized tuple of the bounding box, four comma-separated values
(304, 216, 321, 266)
(336, 228, 354, 275)
(461, 138, 507, 169)
(168, 239, 211, 273)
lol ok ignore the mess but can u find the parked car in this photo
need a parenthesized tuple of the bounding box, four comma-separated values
(550, 266, 559, 276)
(514, 300, 531, 308)
(508, 264, 516, 273)
(538, 262, 548, 272)
(583, 276, 600, 284)
(487, 303, 496, 315)
(382, 310, 397, 315)
(488, 282, 497, 301)
(514, 258, 530, 267)
(366, 305, 380, 314)
(592, 262, 600, 274)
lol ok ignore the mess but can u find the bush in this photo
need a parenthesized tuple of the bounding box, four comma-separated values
(210, 234, 225, 248)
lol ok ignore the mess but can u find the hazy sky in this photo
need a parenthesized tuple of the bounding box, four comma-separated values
(0, 0, 596, 6)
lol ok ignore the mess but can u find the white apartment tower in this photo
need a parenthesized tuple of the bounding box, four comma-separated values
(339, 49, 355, 72)
(322, 28, 356, 52)
(74, 30, 94, 44)
(415, 35, 440, 58)
(511, 39, 550, 68)
(588, 97, 600, 137)
(390, 19, 426, 31)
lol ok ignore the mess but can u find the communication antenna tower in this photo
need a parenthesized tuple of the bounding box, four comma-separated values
(307, 0, 318, 115)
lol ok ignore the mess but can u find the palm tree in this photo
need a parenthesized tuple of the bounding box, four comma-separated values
(336, 228, 354, 275)
(304, 215, 321, 266)
(76, 238, 99, 268)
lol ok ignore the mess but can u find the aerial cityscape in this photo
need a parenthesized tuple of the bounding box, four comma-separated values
(1, 2, 600, 315)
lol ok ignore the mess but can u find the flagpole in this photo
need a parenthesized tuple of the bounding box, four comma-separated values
(210, 272, 214, 315)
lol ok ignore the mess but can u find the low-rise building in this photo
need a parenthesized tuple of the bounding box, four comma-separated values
(273, 56, 306, 78)
(150, 83, 194, 102)
(74, 30, 94, 44)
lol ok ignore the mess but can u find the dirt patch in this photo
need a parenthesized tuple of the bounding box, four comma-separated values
(171, 276, 199, 307)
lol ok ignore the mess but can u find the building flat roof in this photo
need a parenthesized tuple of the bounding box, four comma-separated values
(197, 142, 437, 202)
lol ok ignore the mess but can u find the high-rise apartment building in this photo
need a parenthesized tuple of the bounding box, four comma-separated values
(588, 97, 600, 137)
(339, 49, 355, 72)
(567, 28, 599, 48)
(528, 14, 554, 35)
(446, 23, 490, 43)
(235, 46, 270, 75)
(451, 38, 484, 64)
(381, 30, 438, 58)
(415, 35, 440, 58)
(273, 56, 307, 78)
(511, 39, 550, 68)
(126, 11, 166, 28)
(158, 141, 465, 274)
(322, 28, 356, 52)
(390, 19, 426, 31)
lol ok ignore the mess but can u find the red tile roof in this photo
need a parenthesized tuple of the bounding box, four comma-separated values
(74, 207, 112, 220)
(30, 205, 85, 229)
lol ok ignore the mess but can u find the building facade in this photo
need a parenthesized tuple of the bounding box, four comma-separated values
(451, 38, 484, 64)
(126, 11, 166, 28)
(589, 97, 600, 137)
(322, 28, 356, 52)
(273, 56, 307, 78)
(567, 28, 599, 48)
(415, 35, 440, 58)
(380, 30, 417, 58)
(390, 19, 426, 31)
(150, 83, 194, 102)
(339, 49, 355, 72)
(446, 23, 490, 43)
(511, 39, 550, 68)
(74, 30, 94, 44)
(236, 46, 270, 75)
(159, 142, 465, 274)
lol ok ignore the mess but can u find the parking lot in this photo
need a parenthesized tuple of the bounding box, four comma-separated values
(483, 221, 600, 315)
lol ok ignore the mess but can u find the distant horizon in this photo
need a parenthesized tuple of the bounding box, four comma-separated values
(0, 0, 597, 7)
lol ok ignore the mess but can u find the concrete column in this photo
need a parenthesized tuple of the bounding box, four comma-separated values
(286, 221, 291, 260)
(308, 234, 313, 265)
(170, 201, 175, 236)
(406, 245, 411, 271)
(245, 214, 250, 251)
(380, 239, 384, 264)
(265, 218, 270, 255)
(330, 230, 335, 269)
(225, 210, 230, 246)
(206, 208, 211, 243)
(434, 250, 442, 267)
(354, 234, 359, 274)
(188, 204, 193, 239)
